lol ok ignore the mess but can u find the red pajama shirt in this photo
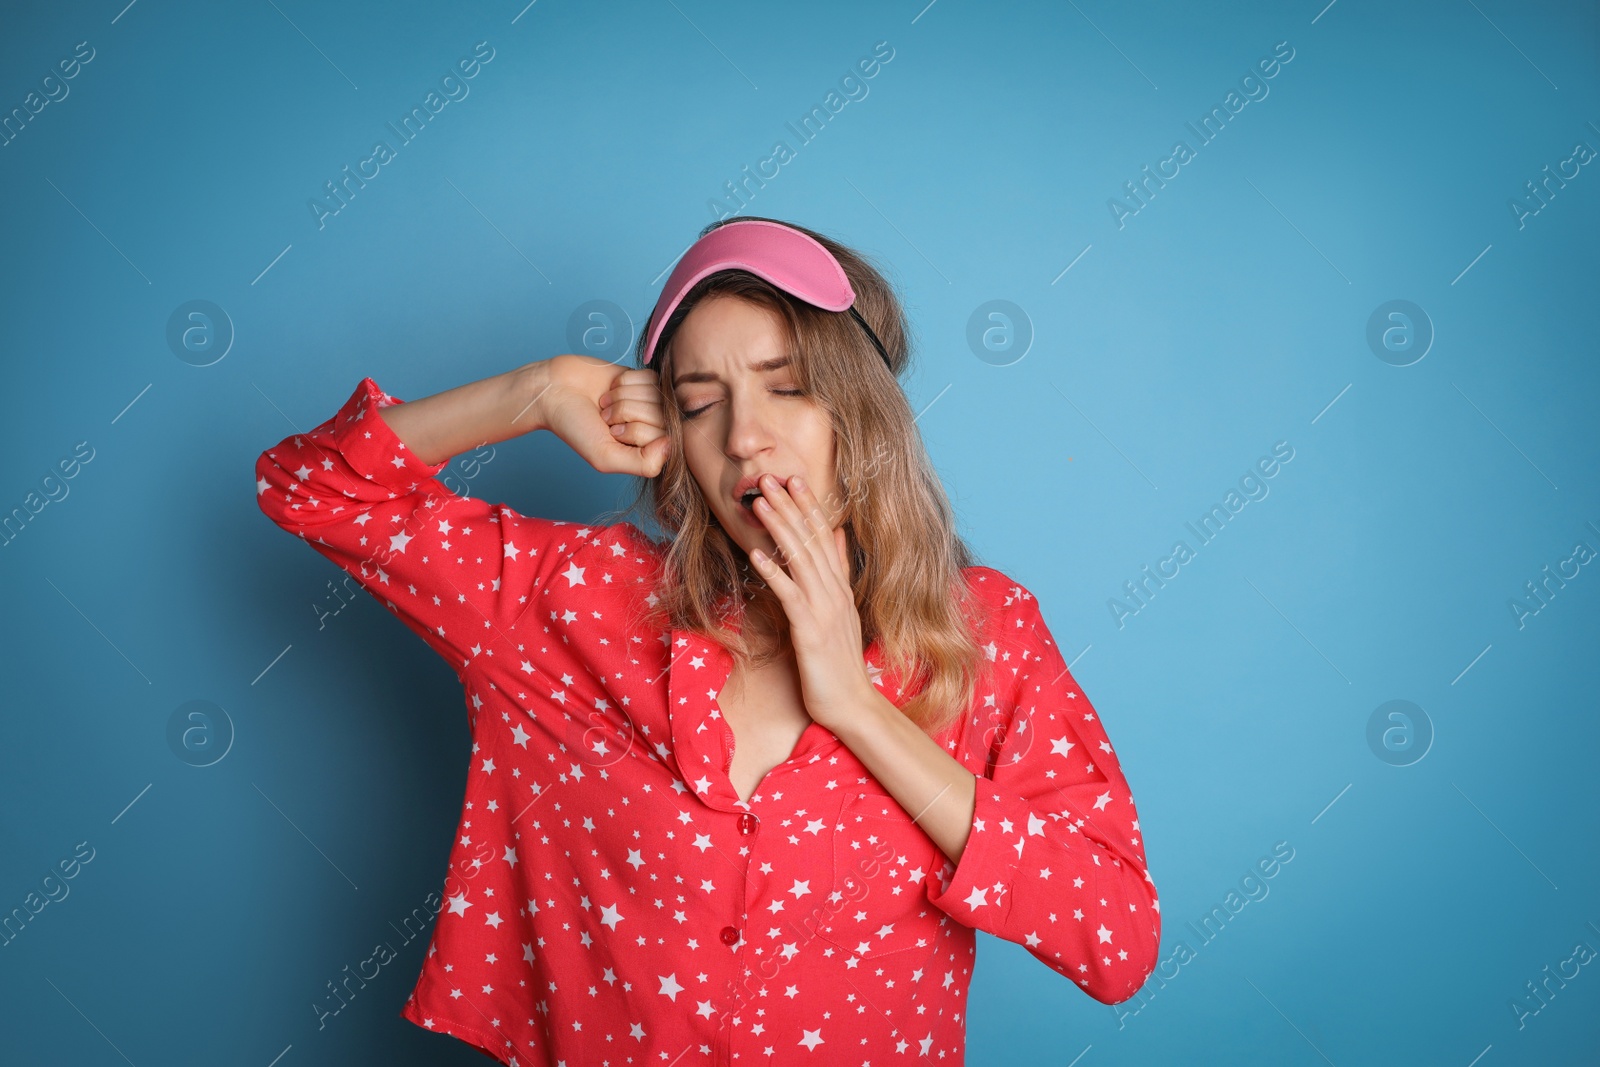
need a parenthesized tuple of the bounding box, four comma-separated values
(255, 377, 1160, 1066)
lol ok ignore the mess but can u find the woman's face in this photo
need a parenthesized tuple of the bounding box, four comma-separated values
(667, 294, 845, 562)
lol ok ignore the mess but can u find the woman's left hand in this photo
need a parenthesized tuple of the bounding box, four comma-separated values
(745, 473, 875, 731)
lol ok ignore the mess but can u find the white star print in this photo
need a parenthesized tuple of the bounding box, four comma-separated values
(255, 386, 1158, 1063)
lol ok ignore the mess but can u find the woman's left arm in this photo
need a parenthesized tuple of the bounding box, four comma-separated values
(742, 480, 1159, 1002)
(834, 578, 1162, 1005)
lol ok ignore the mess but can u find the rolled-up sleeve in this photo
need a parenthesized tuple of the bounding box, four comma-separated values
(254, 376, 589, 680)
(927, 578, 1160, 1004)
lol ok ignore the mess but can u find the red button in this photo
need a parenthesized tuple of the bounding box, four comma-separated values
(738, 813, 758, 836)
(720, 925, 740, 945)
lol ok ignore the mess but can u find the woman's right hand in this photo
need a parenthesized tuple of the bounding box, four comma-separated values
(538, 354, 671, 478)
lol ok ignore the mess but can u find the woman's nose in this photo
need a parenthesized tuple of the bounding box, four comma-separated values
(724, 399, 775, 455)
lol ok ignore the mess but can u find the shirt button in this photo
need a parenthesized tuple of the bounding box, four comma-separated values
(738, 813, 758, 836)
(720, 925, 740, 946)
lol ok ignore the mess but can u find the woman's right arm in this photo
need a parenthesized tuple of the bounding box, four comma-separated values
(377, 355, 671, 477)
(254, 356, 668, 678)
(374, 358, 555, 466)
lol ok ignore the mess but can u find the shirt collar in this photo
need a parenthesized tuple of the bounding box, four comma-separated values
(664, 625, 892, 810)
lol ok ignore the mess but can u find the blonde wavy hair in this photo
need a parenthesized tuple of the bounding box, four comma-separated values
(608, 216, 993, 739)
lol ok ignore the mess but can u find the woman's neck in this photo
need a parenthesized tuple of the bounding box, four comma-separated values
(736, 596, 791, 660)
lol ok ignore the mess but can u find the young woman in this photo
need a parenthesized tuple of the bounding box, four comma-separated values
(256, 217, 1159, 1065)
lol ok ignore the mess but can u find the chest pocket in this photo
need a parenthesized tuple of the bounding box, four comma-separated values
(816, 790, 946, 962)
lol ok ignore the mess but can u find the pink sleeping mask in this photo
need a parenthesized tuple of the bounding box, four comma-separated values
(641, 219, 891, 369)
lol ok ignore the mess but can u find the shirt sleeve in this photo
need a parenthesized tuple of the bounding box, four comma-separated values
(254, 376, 596, 680)
(926, 578, 1160, 1004)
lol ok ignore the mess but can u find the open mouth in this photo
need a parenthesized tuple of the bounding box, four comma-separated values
(735, 474, 798, 515)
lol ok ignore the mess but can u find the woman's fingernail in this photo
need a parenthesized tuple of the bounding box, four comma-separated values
(612, 423, 625, 435)
(791, 475, 806, 491)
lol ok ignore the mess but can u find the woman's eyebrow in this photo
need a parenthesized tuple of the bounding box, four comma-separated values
(672, 355, 792, 389)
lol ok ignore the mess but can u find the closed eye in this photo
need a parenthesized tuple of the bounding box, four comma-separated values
(682, 388, 804, 420)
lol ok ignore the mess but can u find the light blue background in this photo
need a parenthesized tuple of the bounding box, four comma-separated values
(2, 0, 1596, 1064)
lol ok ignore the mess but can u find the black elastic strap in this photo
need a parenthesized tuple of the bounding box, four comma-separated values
(847, 305, 892, 369)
